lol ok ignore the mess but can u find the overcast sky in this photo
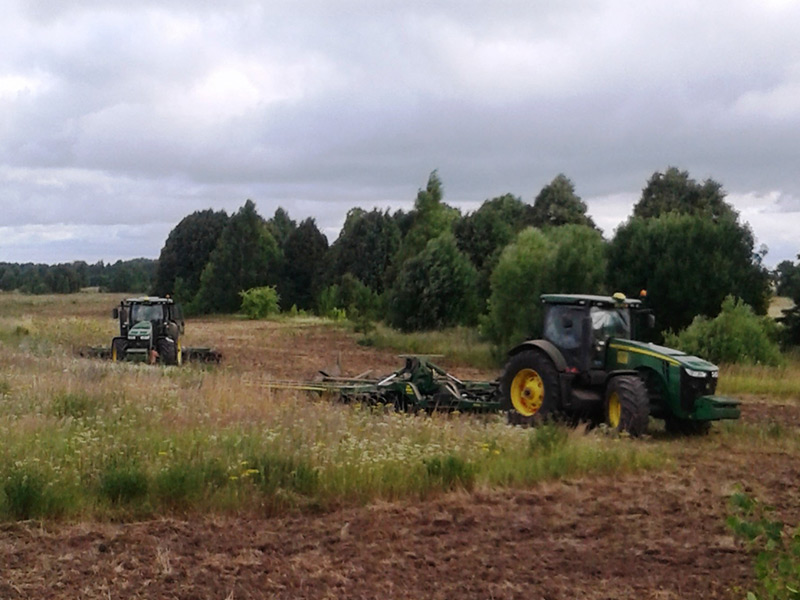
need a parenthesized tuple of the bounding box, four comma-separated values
(1, 0, 798, 267)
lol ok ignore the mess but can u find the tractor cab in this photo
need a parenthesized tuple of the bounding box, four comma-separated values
(540, 293, 644, 373)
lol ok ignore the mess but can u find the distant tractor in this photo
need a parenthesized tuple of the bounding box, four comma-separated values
(78, 296, 222, 365)
(110, 297, 184, 364)
(500, 293, 740, 435)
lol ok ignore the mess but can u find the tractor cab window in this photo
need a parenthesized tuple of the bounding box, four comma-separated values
(131, 304, 163, 323)
(590, 307, 630, 343)
(543, 305, 585, 350)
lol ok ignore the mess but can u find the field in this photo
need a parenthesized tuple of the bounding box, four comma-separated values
(1, 292, 799, 599)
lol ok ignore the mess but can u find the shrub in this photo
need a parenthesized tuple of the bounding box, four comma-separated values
(239, 286, 280, 319)
(3, 466, 46, 520)
(664, 296, 783, 366)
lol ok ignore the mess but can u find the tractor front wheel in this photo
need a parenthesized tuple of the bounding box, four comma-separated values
(157, 338, 178, 366)
(604, 375, 649, 436)
(111, 338, 127, 362)
(500, 351, 560, 426)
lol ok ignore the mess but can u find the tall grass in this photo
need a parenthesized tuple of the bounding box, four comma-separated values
(718, 360, 800, 400)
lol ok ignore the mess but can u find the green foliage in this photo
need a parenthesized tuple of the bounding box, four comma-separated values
(608, 212, 770, 335)
(277, 218, 329, 311)
(453, 193, 532, 304)
(239, 286, 281, 319)
(389, 171, 460, 285)
(423, 455, 476, 491)
(482, 225, 607, 350)
(528, 423, 569, 455)
(245, 454, 319, 496)
(3, 467, 47, 521)
(727, 491, 800, 600)
(317, 273, 382, 322)
(153, 462, 205, 509)
(529, 174, 597, 230)
(774, 259, 800, 300)
(152, 209, 229, 301)
(388, 233, 479, 331)
(664, 296, 783, 366)
(99, 462, 149, 505)
(635, 167, 737, 221)
(266, 207, 297, 248)
(194, 200, 281, 314)
(327, 208, 401, 294)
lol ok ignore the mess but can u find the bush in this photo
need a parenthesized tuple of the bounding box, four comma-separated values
(239, 286, 280, 319)
(664, 296, 783, 366)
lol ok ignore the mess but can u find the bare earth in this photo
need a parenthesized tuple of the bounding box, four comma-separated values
(3, 321, 799, 599)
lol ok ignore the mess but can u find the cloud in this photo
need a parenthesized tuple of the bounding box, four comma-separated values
(0, 0, 799, 267)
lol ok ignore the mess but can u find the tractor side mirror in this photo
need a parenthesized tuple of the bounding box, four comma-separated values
(112, 308, 119, 319)
(647, 314, 656, 329)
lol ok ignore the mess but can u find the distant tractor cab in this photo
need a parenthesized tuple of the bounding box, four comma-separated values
(500, 293, 740, 435)
(111, 297, 184, 365)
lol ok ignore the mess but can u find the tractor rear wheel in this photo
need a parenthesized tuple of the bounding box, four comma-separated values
(111, 338, 127, 362)
(604, 375, 649, 436)
(500, 351, 560, 426)
(157, 338, 178, 366)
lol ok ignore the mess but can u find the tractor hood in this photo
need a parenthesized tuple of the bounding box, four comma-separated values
(610, 339, 719, 372)
(128, 320, 153, 340)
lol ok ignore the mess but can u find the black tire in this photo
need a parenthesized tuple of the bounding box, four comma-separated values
(157, 338, 178, 366)
(111, 338, 127, 362)
(665, 417, 711, 436)
(604, 375, 649, 436)
(500, 350, 561, 426)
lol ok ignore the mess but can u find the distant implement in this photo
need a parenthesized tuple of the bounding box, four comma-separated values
(81, 296, 221, 365)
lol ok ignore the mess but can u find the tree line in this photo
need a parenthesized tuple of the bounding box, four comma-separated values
(0, 259, 156, 295)
(150, 167, 793, 349)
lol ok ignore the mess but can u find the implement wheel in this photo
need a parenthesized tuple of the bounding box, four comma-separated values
(604, 375, 649, 436)
(500, 350, 560, 426)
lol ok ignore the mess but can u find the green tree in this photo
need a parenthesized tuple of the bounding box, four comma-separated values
(278, 217, 329, 311)
(389, 171, 460, 284)
(482, 226, 606, 350)
(775, 257, 800, 299)
(453, 193, 532, 304)
(634, 167, 736, 220)
(387, 234, 479, 331)
(327, 208, 401, 294)
(266, 207, 297, 249)
(608, 212, 770, 335)
(194, 200, 281, 313)
(529, 174, 597, 229)
(152, 209, 229, 302)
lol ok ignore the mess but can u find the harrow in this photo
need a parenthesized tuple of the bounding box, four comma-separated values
(265, 356, 501, 413)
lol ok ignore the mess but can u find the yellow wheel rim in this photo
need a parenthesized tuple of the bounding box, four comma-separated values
(510, 369, 544, 417)
(608, 392, 621, 428)
(177, 340, 182, 366)
(111, 345, 118, 362)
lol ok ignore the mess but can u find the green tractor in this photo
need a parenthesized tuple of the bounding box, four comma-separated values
(500, 293, 740, 435)
(111, 297, 185, 365)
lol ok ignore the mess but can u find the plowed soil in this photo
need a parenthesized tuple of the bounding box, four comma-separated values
(4, 321, 800, 599)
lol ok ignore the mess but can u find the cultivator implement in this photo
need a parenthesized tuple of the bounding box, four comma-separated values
(79, 345, 222, 364)
(263, 356, 501, 414)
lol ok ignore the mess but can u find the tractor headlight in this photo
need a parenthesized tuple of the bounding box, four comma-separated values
(684, 368, 708, 379)
(710, 370, 719, 379)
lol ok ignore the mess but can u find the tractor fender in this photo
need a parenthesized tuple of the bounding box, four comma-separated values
(603, 369, 640, 384)
(507, 340, 567, 372)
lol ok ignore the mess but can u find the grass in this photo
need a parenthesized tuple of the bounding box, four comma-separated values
(718, 360, 800, 400)
(0, 290, 796, 522)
